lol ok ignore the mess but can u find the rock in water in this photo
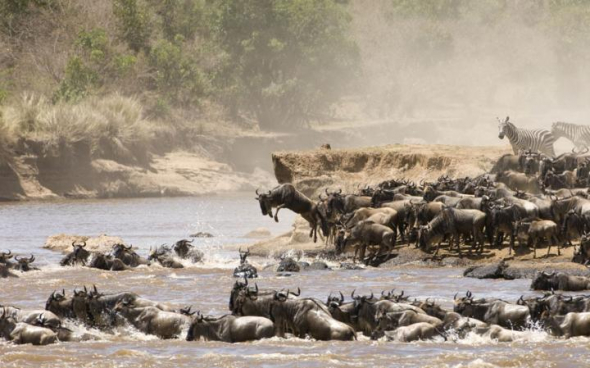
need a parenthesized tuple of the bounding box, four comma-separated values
(190, 232, 214, 238)
(464, 260, 510, 279)
(276, 257, 300, 272)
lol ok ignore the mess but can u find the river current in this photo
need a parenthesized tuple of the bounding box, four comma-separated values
(0, 194, 588, 367)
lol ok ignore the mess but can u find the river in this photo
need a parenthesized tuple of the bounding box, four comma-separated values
(0, 194, 588, 367)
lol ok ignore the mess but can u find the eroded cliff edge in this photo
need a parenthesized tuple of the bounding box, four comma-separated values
(272, 144, 509, 197)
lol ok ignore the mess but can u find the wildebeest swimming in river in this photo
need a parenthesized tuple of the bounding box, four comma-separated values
(255, 184, 329, 242)
(233, 248, 258, 278)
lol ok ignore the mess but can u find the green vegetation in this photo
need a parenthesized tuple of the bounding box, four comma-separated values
(1, 0, 590, 162)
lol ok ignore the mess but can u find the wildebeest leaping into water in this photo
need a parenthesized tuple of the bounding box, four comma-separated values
(255, 184, 329, 242)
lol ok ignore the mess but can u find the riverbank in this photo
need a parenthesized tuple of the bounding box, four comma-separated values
(250, 143, 587, 269)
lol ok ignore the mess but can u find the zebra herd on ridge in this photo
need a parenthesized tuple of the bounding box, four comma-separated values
(498, 117, 590, 157)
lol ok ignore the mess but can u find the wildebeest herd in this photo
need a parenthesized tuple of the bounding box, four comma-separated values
(0, 239, 206, 278)
(3, 280, 590, 345)
(255, 139, 590, 265)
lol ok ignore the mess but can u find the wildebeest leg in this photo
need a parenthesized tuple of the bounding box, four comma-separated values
(532, 237, 537, 259)
(509, 231, 515, 255)
(454, 233, 462, 258)
(553, 236, 561, 256)
(274, 205, 286, 222)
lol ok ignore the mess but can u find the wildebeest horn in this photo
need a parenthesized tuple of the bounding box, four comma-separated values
(291, 287, 301, 296)
(454, 293, 458, 300)
(62, 289, 65, 296)
(51, 290, 56, 299)
(369, 292, 374, 300)
(338, 189, 342, 194)
(339, 291, 344, 303)
(327, 292, 332, 304)
(14, 255, 21, 261)
(80, 241, 86, 248)
(351, 289, 356, 299)
(84, 286, 88, 294)
(125, 244, 132, 250)
(29, 254, 34, 262)
(93, 285, 98, 294)
(466, 291, 472, 298)
(255, 188, 260, 196)
(255, 283, 258, 293)
(325, 188, 330, 195)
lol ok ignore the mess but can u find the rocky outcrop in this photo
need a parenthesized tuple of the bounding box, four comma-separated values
(43, 234, 128, 254)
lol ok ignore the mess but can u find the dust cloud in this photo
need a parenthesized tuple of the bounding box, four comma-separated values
(347, 0, 590, 151)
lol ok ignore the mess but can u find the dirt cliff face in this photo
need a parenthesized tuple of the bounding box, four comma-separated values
(272, 144, 510, 197)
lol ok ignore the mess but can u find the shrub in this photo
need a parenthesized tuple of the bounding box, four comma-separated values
(113, 0, 153, 52)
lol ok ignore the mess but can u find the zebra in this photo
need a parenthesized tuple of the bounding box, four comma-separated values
(551, 122, 590, 150)
(497, 116, 556, 158)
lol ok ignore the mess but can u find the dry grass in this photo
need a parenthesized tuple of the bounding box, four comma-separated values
(1, 93, 156, 164)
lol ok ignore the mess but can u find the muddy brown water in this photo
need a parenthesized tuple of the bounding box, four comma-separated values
(0, 194, 588, 367)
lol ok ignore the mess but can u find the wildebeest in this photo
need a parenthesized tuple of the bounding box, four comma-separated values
(88, 253, 128, 271)
(269, 291, 356, 340)
(0, 264, 16, 278)
(419, 207, 486, 256)
(186, 312, 275, 342)
(542, 311, 590, 338)
(229, 278, 300, 317)
(45, 290, 75, 319)
(472, 324, 531, 342)
(0, 312, 57, 345)
(173, 239, 204, 263)
(233, 248, 258, 278)
(111, 243, 150, 267)
(0, 308, 57, 345)
(373, 322, 444, 342)
(349, 291, 425, 336)
(375, 309, 442, 331)
(114, 298, 191, 339)
(0, 250, 15, 269)
(491, 154, 523, 174)
(60, 241, 90, 266)
(33, 314, 98, 342)
(453, 291, 530, 329)
(495, 171, 542, 194)
(323, 189, 372, 215)
(543, 170, 576, 190)
(148, 245, 184, 269)
(531, 271, 590, 291)
(256, 184, 329, 242)
(14, 254, 39, 272)
(573, 233, 590, 265)
(489, 204, 521, 253)
(345, 220, 396, 263)
(515, 218, 561, 258)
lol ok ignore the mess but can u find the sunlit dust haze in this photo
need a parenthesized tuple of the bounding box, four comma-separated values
(345, 0, 590, 151)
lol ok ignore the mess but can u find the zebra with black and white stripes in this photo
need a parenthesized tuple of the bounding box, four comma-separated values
(497, 116, 556, 158)
(551, 122, 590, 150)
